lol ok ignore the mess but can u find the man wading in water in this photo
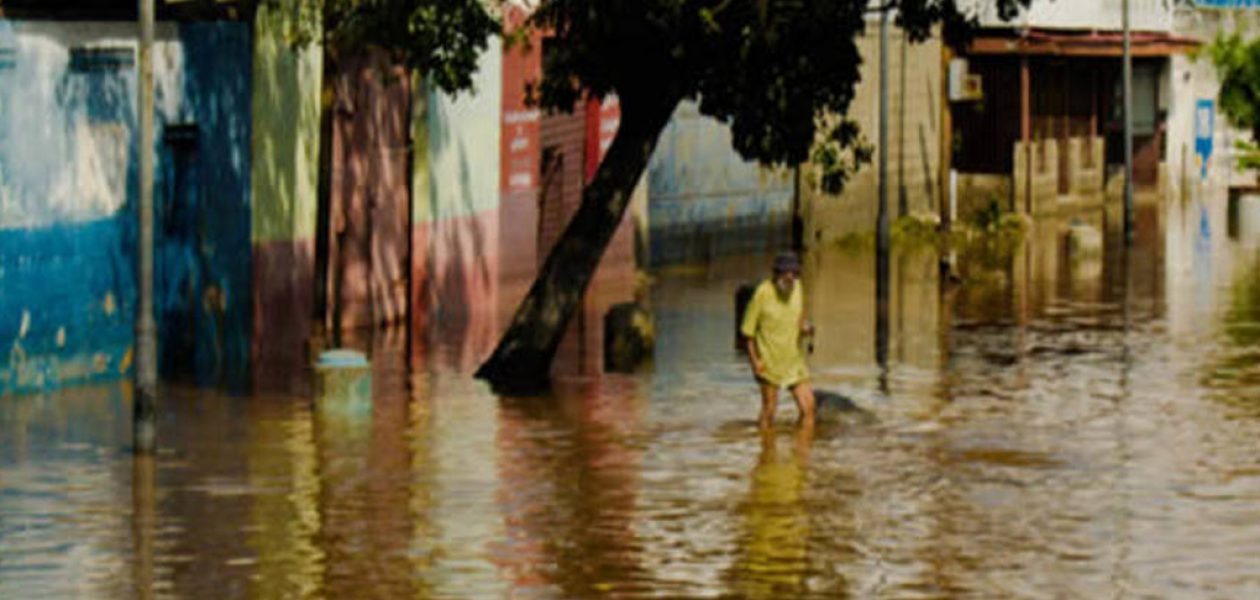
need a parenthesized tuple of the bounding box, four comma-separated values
(740, 252, 817, 429)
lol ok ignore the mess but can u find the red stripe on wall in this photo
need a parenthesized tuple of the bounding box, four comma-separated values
(251, 238, 315, 392)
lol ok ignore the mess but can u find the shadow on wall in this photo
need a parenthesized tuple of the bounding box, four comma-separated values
(250, 4, 321, 394)
(158, 22, 253, 392)
(413, 67, 501, 373)
(326, 49, 411, 333)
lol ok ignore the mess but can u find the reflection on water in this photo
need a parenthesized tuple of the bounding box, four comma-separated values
(12, 196, 1260, 597)
(727, 427, 814, 600)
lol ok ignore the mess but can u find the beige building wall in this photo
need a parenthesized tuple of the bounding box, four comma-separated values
(805, 27, 943, 246)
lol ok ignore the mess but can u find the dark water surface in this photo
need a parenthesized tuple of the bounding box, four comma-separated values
(7, 198, 1260, 598)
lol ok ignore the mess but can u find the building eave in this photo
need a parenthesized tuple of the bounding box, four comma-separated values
(968, 28, 1201, 58)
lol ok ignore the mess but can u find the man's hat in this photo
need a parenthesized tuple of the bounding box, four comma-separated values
(773, 252, 801, 274)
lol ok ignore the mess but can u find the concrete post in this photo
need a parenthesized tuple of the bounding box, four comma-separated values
(1123, 0, 1135, 245)
(134, 0, 157, 455)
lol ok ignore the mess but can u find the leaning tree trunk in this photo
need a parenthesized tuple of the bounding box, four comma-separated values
(476, 95, 679, 395)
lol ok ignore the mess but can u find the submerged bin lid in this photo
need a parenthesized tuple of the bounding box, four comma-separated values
(317, 349, 369, 369)
(0, 22, 14, 69)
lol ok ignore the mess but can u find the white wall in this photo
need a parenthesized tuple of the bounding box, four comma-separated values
(0, 22, 184, 229)
(422, 36, 503, 221)
(1166, 8, 1260, 197)
(965, 0, 1173, 32)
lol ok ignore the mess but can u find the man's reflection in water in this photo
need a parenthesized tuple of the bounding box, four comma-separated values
(728, 425, 814, 599)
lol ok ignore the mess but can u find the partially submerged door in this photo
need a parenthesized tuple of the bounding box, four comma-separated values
(1131, 63, 1162, 189)
(157, 124, 202, 380)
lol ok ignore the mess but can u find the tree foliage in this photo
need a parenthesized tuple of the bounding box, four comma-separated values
(1211, 32, 1260, 141)
(261, 0, 499, 94)
(325, 0, 497, 92)
(529, 0, 1026, 190)
(277, 0, 1028, 179)
(1209, 32, 1260, 172)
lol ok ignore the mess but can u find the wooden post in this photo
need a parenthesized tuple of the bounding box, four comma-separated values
(1060, 65, 1070, 196)
(1021, 55, 1031, 214)
(940, 44, 953, 230)
(1123, 0, 1134, 244)
(1090, 68, 1098, 168)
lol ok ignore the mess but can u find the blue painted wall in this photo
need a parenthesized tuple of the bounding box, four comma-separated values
(646, 101, 794, 265)
(161, 23, 252, 391)
(0, 21, 252, 395)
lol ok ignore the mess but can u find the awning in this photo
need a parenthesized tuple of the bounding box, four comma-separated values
(969, 29, 1201, 58)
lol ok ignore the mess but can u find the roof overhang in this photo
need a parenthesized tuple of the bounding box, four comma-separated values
(968, 29, 1201, 58)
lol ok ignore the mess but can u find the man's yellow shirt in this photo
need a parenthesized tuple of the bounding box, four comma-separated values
(740, 280, 809, 388)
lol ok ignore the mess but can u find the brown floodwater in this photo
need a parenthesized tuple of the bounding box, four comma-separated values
(7, 196, 1260, 598)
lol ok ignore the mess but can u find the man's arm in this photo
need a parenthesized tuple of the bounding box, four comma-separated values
(741, 285, 765, 376)
(745, 336, 764, 376)
(797, 285, 815, 353)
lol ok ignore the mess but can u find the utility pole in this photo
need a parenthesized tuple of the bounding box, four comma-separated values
(876, 3, 891, 373)
(1122, 0, 1134, 245)
(791, 163, 804, 252)
(135, 0, 157, 455)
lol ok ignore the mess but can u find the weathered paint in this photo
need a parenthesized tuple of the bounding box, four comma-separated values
(0, 21, 252, 395)
(163, 22, 253, 389)
(250, 1, 322, 384)
(647, 100, 793, 265)
(0, 221, 134, 392)
(327, 49, 411, 330)
(0, 23, 135, 394)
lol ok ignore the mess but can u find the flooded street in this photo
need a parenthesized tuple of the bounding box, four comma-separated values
(9, 197, 1260, 598)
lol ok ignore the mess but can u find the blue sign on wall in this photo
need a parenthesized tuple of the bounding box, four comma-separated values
(1196, 99, 1214, 180)
(1196, 0, 1260, 8)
